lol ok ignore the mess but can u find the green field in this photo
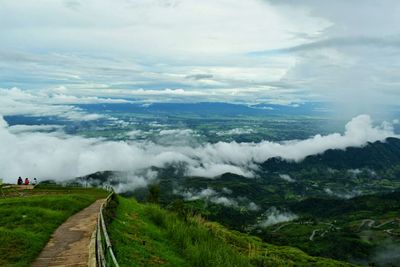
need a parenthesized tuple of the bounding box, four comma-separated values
(0, 186, 107, 267)
(107, 196, 353, 267)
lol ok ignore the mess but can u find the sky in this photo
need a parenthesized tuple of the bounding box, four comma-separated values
(1, 0, 399, 109)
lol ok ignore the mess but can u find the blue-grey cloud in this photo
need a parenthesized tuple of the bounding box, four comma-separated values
(250, 36, 400, 56)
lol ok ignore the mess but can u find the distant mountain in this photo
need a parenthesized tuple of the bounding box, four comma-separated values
(262, 137, 400, 171)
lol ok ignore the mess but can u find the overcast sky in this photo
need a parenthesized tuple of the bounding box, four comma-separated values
(1, 0, 399, 109)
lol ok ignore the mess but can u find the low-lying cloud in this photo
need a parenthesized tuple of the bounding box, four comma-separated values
(216, 128, 254, 136)
(258, 207, 298, 227)
(178, 188, 240, 208)
(279, 174, 295, 182)
(324, 188, 362, 199)
(0, 115, 397, 188)
(175, 188, 260, 210)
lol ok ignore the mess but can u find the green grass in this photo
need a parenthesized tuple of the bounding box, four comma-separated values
(0, 186, 107, 267)
(108, 196, 354, 267)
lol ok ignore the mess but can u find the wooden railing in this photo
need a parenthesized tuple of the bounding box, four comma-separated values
(96, 193, 120, 267)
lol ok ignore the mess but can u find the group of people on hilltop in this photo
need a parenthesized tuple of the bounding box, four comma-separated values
(17, 177, 37, 186)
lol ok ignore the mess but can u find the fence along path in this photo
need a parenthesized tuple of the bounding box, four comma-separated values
(95, 192, 120, 267)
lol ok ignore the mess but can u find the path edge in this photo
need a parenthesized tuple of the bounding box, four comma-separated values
(88, 228, 97, 267)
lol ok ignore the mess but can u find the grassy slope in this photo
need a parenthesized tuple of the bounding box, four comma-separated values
(0, 186, 107, 267)
(108, 196, 354, 267)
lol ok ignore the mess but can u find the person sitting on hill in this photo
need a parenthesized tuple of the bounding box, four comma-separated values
(17, 177, 23, 185)
(32, 178, 37, 186)
(24, 178, 30, 185)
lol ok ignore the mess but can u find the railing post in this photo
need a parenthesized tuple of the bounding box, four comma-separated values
(96, 193, 119, 267)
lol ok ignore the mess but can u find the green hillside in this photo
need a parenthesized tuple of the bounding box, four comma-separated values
(262, 137, 400, 171)
(0, 186, 107, 267)
(256, 191, 400, 265)
(106, 196, 353, 267)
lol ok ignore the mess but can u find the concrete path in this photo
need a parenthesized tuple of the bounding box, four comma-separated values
(32, 199, 105, 267)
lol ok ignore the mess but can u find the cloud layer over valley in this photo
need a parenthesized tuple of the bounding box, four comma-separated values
(0, 114, 396, 187)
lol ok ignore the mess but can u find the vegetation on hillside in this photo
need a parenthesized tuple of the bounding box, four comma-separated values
(0, 186, 107, 267)
(256, 191, 400, 265)
(107, 196, 353, 267)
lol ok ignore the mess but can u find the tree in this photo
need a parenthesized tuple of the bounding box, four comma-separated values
(148, 183, 160, 203)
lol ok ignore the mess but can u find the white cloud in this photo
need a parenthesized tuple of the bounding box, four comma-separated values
(347, 169, 362, 176)
(181, 188, 218, 201)
(0, 87, 107, 121)
(0, 114, 396, 184)
(47, 92, 131, 104)
(258, 207, 298, 227)
(0, 0, 331, 105)
(126, 130, 144, 139)
(324, 188, 362, 199)
(188, 163, 255, 178)
(279, 174, 295, 183)
(113, 170, 158, 193)
(216, 128, 254, 136)
(159, 129, 195, 136)
(176, 188, 256, 209)
(211, 196, 238, 208)
(0, 0, 326, 56)
(248, 202, 260, 211)
(222, 187, 233, 194)
(262, 1, 400, 113)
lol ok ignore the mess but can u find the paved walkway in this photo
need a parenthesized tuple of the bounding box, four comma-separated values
(32, 199, 105, 267)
